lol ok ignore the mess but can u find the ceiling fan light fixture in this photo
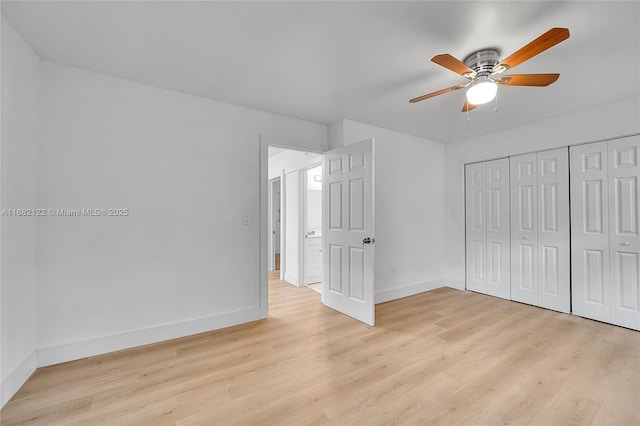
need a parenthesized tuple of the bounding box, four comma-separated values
(466, 79, 497, 105)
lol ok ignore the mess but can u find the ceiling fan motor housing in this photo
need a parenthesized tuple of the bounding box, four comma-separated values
(464, 49, 501, 77)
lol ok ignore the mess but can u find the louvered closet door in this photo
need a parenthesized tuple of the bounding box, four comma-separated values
(571, 142, 611, 323)
(510, 153, 538, 306)
(608, 136, 639, 330)
(537, 148, 570, 313)
(466, 162, 487, 293)
(485, 158, 511, 299)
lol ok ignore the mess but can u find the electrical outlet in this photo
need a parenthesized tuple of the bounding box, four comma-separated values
(242, 213, 250, 225)
(390, 265, 396, 275)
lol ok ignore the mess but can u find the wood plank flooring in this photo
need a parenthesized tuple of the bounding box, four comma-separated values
(1, 273, 639, 425)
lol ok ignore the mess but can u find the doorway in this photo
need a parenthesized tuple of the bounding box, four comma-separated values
(267, 145, 323, 290)
(303, 163, 323, 294)
(259, 136, 376, 325)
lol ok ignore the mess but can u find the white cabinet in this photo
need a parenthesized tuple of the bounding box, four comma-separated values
(571, 136, 639, 330)
(465, 158, 510, 299)
(510, 148, 570, 313)
(304, 236, 323, 284)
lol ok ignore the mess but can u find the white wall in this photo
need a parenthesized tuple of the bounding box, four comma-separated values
(268, 148, 322, 180)
(36, 61, 327, 366)
(284, 170, 299, 285)
(306, 183, 322, 233)
(444, 96, 640, 287)
(306, 189, 322, 232)
(0, 17, 40, 407)
(332, 119, 447, 303)
(271, 179, 280, 254)
(305, 165, 322, 234)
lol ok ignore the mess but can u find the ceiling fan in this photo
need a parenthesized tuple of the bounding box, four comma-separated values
(409, 28, 570, 112)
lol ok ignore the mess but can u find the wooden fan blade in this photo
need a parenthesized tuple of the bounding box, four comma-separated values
(409, 84, 467, 103)
(462, 100, 477, 112)
(493, 28, 569, 73)
(431, 54, 476, 78)
(497, 73, 560, 86)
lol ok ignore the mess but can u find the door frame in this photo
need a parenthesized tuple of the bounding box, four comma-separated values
(259, 135, 325, 318)
(267, 177, 281, 273)
(302, 162, 323, 285)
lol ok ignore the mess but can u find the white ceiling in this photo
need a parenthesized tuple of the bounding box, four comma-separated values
(2, 1, 639, 143)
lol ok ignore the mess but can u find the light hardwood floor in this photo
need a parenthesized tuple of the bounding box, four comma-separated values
(2, 273, 639, 425)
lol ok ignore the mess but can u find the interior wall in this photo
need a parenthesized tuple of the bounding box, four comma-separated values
(335, 119, 447, 302)
(0, 17, 40, 407)
(306, 190, 322, 232)
(268, 149, 322, 180)
(305, 164, 322, 234)
(271, 179, 280, 254)
(444, 96, 640, 287)
(284, 170, 299, 285)
(306, 185, 322, 233)
(36, 61, 327, 366)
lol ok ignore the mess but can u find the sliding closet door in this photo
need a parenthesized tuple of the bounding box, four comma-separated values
(466, 162, 487, 293)
(537, 149, 570, 312)
(485, 158, 511, 299)
(571, 142, 611, 323)
(608, 136, 639, 330)
(510, 153, 538, 305)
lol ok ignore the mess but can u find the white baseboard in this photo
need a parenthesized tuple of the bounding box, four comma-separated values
(375, 279, 446, 304)
(1, 350, 37, 408)
(37, 307, 262, 367)
(444, 278, 466, 291)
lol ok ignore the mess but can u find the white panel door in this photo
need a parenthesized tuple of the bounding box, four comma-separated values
(510, 153, 538, 306)
(571, 142, 610, 323)
(537, 148, 570, 313)
(608, 136, 640, 330)
(322, 139, 375, 326)
(465, 162, 487, 294)
(485, 158, 511, 299)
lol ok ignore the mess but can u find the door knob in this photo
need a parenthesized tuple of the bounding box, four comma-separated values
(621, 242, 630, 246)
(492, 235, 497, 238)
(363, 237, 375, 245)
(523, 236, 529, 239)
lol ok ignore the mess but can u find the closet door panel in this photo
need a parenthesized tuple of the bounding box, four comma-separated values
(570, 142, 610, 322)
(537, 148, 570, 313)
(485, 158, 511, 299)
(609, 136, 640, 330)
(466, 163, 487, 293)
(510, 153, 538, 306)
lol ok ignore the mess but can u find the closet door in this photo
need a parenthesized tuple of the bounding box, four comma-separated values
(510, 153, 538, 306)
(466, 162, 487, 293)
(608, 136, 639, 330)
(537, 148, 570, 313)
(485, 158, 511, 299)
(570, 142, 610, 323)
